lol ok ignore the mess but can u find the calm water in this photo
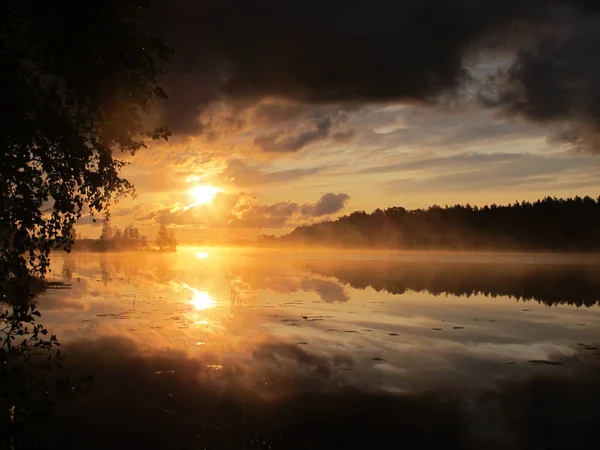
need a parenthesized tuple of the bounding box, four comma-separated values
(35, 249, 600, 449)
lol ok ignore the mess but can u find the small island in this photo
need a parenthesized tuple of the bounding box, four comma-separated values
(73, 221, 177, 252)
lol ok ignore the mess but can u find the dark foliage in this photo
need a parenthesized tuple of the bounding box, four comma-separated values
(279, 196, 600, 251)
(1, 1, 168, 447)
(0, 0, 171, 303)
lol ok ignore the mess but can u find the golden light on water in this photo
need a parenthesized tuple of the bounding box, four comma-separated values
(195, 251, 210, 259)
(189, 185, 219, 206)
(190, 289, 216, 310)
(180, 283, 216, 311)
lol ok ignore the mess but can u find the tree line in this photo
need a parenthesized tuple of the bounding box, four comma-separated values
(73, 222, 177, 252)
(268, 196, 600, 251)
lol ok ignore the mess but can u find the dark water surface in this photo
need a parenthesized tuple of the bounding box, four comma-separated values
(36, 249, 600, 449)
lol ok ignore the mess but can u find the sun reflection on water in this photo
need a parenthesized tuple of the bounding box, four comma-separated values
(195, 252, 209, 259)
(190, 290, 216, 311)
(179, 283, 216, 310)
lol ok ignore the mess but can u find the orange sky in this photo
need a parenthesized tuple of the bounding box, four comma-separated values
(76, 99, 600, 243)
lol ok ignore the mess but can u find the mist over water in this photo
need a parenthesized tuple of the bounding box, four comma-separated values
(36, 248, 600, 449)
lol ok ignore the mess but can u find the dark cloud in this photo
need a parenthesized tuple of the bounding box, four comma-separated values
(252, 102, 321, 126)
(302, 193, 350, 217)
(332, 129, 356, 143)
(156, 0, 600, 149)
(249, 103, 355, 153)
(159, 0, 524, 107)
(482, 18, 600, 153)
(254, 117, 333, 153)
(168, 98, 356, 153)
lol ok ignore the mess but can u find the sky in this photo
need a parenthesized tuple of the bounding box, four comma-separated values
(77, 0, 600, 242)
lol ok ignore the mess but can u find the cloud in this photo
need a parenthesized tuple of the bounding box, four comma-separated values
(301, 193, 350, 216)
(332, 129, 355, 143)
(252, 102, 329, 126)
(349, 103, 549, 153)
(142, 192, 243, 227)
(155, 0, 600, 150)
(230, 192, 351, 229)
(230, 200, 301, 229)
(134, 192, 351, 230)
(382, 153, 600, 192)
(254, 117, 333, 153)
(247, 101, 355, 153)
(482, 17, 600, 153)
(153, 98, 356, 156)
(357, 153, 521, 175)
(217, 159, 326, 188)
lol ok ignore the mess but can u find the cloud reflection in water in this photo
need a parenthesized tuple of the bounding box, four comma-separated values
(39, 249, 600, 395)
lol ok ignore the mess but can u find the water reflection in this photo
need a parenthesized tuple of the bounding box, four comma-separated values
(189, 288, 216, 311)
(39, 250, 600, 384)
(170, 281, 216, 311)
(30, 334, 600, 450)
(303, 259, 600, 307)
(29, 249, 600, 449)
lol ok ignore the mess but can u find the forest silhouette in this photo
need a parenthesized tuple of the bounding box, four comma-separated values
(271, 196, 600, 251)
(305, 259, 600, 307)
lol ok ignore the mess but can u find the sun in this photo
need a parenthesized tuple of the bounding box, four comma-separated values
(189, 185, 219, 205)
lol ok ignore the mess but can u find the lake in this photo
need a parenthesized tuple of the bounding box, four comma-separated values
(35, 248, 600, 449)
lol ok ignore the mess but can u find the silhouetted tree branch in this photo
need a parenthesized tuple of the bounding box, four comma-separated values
(1, 2, 169, 445)
(0, 0, 171, 303)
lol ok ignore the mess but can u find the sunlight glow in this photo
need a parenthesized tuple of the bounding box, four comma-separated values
(195, 251, 210, 259)
(189, 185, 219, 206)
(190, 289, 216, 311)
(181, 283, 216, 311)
